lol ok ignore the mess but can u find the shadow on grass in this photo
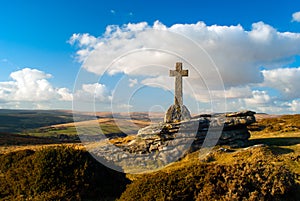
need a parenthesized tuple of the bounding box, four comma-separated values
(249, 137, 300, 155)
(0, 132, 74, 146)
(0, 132, 129, 147)
(269, 146, 295, 155)
(249, 137, 300, 147)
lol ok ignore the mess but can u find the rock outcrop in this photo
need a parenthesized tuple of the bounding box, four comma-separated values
(119, 110, 256, 154)
(90, 111, 256, 173)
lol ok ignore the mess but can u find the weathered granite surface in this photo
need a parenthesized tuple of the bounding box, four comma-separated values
(89, 111, 256, 173)
(164, 104, 191, 123)
(119, 110, 256, 154)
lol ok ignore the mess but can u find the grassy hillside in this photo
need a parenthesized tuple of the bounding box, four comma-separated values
(0, 112, 299, 200)
(0, 146, 129, 200)
(120, 146, 299, 201)
(119, 114, 300, 200)
(0, 109, 76, 133)
(0, 109, 153, 141)
(249, 114, 300, 134)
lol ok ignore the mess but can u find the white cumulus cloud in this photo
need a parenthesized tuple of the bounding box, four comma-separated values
(262, 67, 300, 100)
(287, 99, 300, 112)
(0, 68, 73, 103)
(70, 20, 300, 113)
(245, 90, 271, 105)
(73, 83, 111, 102)
(292, 11, 300, 22)
(129, 78, 138, 87)
(70, 21, 300, 88)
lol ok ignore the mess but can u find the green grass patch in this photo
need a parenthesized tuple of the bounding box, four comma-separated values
(26, 122, 140, 139)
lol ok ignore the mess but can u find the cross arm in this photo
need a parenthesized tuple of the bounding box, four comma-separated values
(169, 69, 189, 77)
(181, 70, 188, 76)
(169, 70, 177, 77)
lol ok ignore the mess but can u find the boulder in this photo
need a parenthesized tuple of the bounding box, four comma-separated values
(164, 104, 191, 123)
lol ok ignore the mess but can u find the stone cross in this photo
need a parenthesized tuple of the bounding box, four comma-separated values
(169, 62, 188, 106)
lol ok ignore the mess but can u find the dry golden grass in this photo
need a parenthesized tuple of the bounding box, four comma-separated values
(0, 143, 85, 155)
(109, 135, 136, 145)
(1, 113, 300, 200)
(127, 114, 300, 184)
(50, 118, 150, 128)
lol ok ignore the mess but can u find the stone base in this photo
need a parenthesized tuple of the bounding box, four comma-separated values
(164, 104, 191, 123)
(116, 110, 256, 154)
(90, 111, 257, 172)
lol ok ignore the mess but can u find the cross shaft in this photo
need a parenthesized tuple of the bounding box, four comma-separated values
(169, 62, 188, 106)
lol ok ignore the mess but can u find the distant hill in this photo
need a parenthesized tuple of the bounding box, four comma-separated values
(0, 109, 88, 133)
(0, 109, 165, 134)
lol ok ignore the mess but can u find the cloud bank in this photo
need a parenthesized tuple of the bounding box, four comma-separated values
(0, 68, 72, 102)
(0, 68, 73, 109)
(70, 20, 300, 113)
(1, 19, 299, 113)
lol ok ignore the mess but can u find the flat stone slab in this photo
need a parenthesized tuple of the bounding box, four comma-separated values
(115, 110, 256, 154)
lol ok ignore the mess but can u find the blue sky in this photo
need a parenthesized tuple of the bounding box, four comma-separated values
(1, 0, 300, 114)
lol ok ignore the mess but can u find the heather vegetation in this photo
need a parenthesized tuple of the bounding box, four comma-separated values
(116, 114, 300, 200)
(0, 114, 299, 200)
(120, 145, 300, 201)
(249, 114, 300, 133)
(120, 161, 297, 201)
(0, 146, 129, 200)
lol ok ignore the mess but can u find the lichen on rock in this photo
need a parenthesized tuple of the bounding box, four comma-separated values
(117, 110, 256, 154)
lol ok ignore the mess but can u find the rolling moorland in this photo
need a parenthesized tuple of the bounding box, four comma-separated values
(0, 109, 299, 200)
